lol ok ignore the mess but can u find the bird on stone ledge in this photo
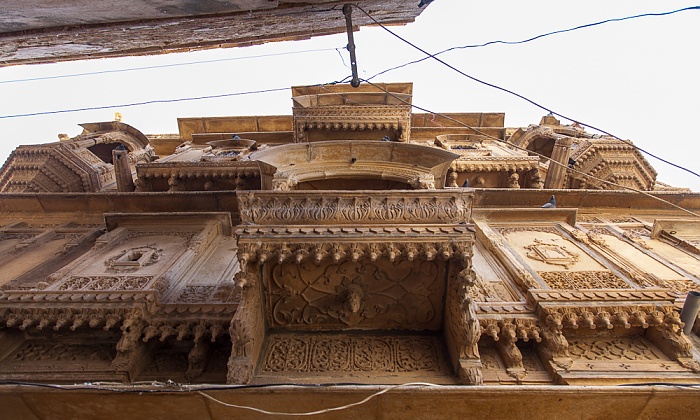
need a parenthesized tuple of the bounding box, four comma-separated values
(232, 134, 241, 140)
(462, 178, 469, 188)
(381, 135, 391, 142)
(541, 195, 556, 208)
(418, 0, 434, 7)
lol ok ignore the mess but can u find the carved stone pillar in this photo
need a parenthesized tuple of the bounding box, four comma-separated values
(112, 149, 135, 192)
(544, 137, 573, 189)
(111, 313, 150, 381)
(227, 270, 264, 384)
(445, 267, 483, 385)
(537, 313, 573, 377)
(496, 322, 526, 381)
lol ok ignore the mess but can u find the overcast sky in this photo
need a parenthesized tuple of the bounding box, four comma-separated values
(1, 0, 699, 191)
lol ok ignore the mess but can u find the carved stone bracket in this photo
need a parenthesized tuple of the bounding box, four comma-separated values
(227, 271, 264, 385)
(236, 239, 473, 267)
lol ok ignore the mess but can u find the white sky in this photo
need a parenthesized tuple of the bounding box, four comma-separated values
(1, 0, 699, 191)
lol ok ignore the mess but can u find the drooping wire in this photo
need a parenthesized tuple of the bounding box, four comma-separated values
(352, 4, 700, 180)
(359, 77, 700, 219)
(0, 47, 342, 85)
(197, 383, 440, 416)
(366, 5, 700, 80)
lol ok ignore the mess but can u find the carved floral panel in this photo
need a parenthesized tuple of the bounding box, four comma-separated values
(7, 342, 115, 363)
(238, 191, 472, 225)
(261, 335, 443, 373)
(266, 259, 445, 330)
(538, 271, 629, 289)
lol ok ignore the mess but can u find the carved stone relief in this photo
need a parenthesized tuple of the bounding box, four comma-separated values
(10, 342, 115, 363)
(56, 276, 153, 291)
(538, 271, 629, 289)
(568, 338, 661, 361)
(266, 259, 445, 330)
(238, 191, 472, 225)
(262, 335, 444, 374)
(498, 227, 607, 273)
(525, 240, 580, 269)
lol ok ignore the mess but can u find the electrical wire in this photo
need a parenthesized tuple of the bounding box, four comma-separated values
(351, 4, 700, 181)
(366, 5, 700, 80)
(0, 77, 351, 119)
(196, 382, 439, 416)
(0, 48, 342, 85)
(359, 77, 700, 219)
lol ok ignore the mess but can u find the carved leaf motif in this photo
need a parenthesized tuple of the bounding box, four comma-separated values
(262, 336, 442, 374)
(568, 339, 659, 361)
(268, 260, 443, 329)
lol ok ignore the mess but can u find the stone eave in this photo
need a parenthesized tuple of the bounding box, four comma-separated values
(0, 0, 427, 66)
(2, 385, 699, 418)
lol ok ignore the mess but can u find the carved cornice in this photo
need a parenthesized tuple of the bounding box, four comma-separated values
(479, 318, 542, 343)
(236, 239, 474, 266)
(137, 161, 260, 179)
(237, 190, 473, 225)
(537, 304, 678, 331)
(451, 157, 539, 173)
(530, 289, 678, 302)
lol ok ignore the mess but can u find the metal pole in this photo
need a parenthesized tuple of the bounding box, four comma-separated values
(343, 4, 361, 88)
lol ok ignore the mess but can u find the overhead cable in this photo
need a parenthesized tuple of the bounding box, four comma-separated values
(367, 5, 700, 80)
(359, 78, 700, 219)
(352, 4, 700, 180)
(0, 47, 341, 85)
(0, 77, 351, 119)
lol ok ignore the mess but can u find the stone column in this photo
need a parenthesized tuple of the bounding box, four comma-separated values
(112, 149, 135, 192)
(544, 137, 573, 189)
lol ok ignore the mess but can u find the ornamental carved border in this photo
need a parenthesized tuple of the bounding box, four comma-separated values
(236, 240, 473, 267)
(261, 335, 444, 374)
(237, 191, 473, 225)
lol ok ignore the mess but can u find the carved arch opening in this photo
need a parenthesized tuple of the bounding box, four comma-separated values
(251, 141, 458, 191)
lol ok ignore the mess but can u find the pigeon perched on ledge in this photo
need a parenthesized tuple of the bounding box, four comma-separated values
(541, 195, 556, 208)
(418, 0, 434, 7)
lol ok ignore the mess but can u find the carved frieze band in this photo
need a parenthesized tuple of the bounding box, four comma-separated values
(0, 307, 232, 343)
(237, 240, 473, 266)
(538, 271, 630, 289)
(568, 338, 661, 361)
(262, 335, 443, 374)
(479, 319, 542, 343)
(540, 305, 678, 331)
(7, 342, 116, 364)
(56, 276, 153, 291)
(237, 192, 473, 225)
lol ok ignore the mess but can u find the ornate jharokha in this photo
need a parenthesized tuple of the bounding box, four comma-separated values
(0, 82, 698, 390)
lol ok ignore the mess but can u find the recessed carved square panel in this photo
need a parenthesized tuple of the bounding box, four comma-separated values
(264, 259, 446, 330)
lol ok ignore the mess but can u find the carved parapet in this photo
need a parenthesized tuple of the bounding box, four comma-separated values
(292, 104, 412, 142)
